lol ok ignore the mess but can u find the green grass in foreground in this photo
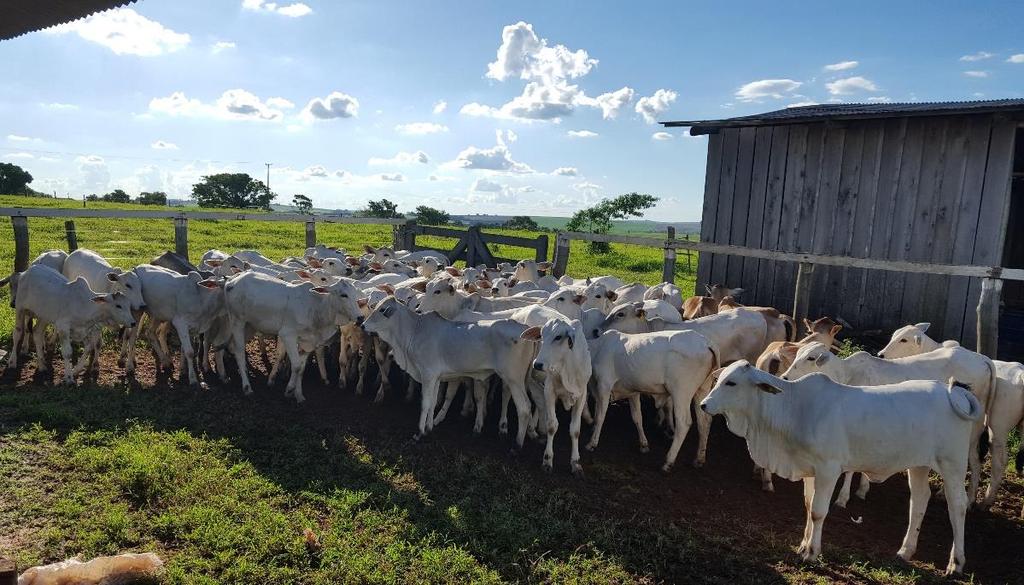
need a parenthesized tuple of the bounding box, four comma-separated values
(0, 195, 697, 345)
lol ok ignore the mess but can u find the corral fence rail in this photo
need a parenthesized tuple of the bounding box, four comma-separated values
(552, 230, 1024, 358)
(395, 221, 548, 267)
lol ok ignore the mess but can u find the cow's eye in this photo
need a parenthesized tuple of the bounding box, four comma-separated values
(617, 312, 624, 317)
(899, 339, 907, 343)
(554, 335, 562, 341)
(557, 297, 565, 302)
(434, 290, 440, 295)
(594, 295, 600, 299)
(340, 294, 348, 298)
(724, 381, 736, 386)
(126, 284, 132, 289)
(807, 356, 816, 361)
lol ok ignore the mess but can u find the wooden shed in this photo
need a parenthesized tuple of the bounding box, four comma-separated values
(663, 100, 1024, 357)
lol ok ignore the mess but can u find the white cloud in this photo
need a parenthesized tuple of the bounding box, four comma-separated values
(151, 140, 178, 150)
(379, 173, 405, 182)
(577, 86, 635, 119)
(552, 166, 578, 176)
(334, 170, 352, 182)
(39, 102, 78, 110)
(7, 134, 39, 143)
(635, 89, 678, 123)
(865, 96, 893, 103)
(467, 81, 581, 121)
(394, 122, 449, 135)
(242, 0, 313, 17)
(266, 97, 295, 109)
(368, 150, 430, 166)
(786, 101, 818, 108)
(572, 181, 602, 199)
(4, 152, 34, 159)
(449, 142, 533, 173)
(963, 70, 990, 78)
(825, 76, 879, 95)
(496, 129, 517, 146)
(468, 179, 519, 204)
(150, 89, 291, 122)
(428, 175, 440, 181)
(212, 41, 236, 53)
(567, 130, 598, 138)
(302, 91, 359, 120)
(824, 60, 858, 71)
(305, 165, 328, 178)
(960, 51, 994, 62)
(486, 21, 596, 83)
(1008, 54, 1024, 63)
(472, 178, 505, 192)
(432, 100, 447, 114)
(652, 131, 673, 141)
(735, 79, 802, 101)
(76, 155, 110, 191)
(45, 8, 189, 56)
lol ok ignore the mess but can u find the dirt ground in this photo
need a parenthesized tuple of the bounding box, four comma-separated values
(4, 340, 1024, 584)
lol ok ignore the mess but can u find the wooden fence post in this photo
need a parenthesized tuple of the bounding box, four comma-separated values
(552, 233, 570, 277)
(792, 261, 815, 324)
(12, 216, 29, 272)
(976, 277, 1002, 358)
(305, 220, 316, 248)
(174, 216, 188, 259)
(403, 221, 417, 251)
(662, 226, 676, 284)
(0, 557, 17, 585)
(535, 234, 549, 262)
(64, 220, 78, 251)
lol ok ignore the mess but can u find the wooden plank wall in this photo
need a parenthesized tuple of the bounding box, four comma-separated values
(695, 114, 1017, 343)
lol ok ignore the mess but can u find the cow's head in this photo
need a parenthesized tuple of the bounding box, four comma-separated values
(598, 301, 647, 335)
(521, 319, 591, 390)
(93, 291, 137, 328)
(780, 342, 836, 380)
(361, 297, 401, 335)
(877, 322, 932, 359)
(700, 360, 783, 418)
(105, 268, 146, 311)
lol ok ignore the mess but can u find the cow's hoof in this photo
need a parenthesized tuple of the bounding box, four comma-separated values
(691, 459, 705, 469)
(542, 461, 553, 473)
(834, 499, 848, 509)
(585, 443, 597, 452)
(472, 426, 483, 435)
(639, 444, 650, 454)
(661, 463, 674, 474)
(508, 447, 521, 457)
(571, 463, 584, 478)
(242, 387, 253, 396)
(762, 484, 775, 493)
(896, 547, 915, 562)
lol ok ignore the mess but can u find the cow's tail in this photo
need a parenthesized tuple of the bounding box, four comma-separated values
(696, 341, 722, 403)
(947, 378, 983, 422)
(982, 357, 999, 423)
(781, 314, 797, 341)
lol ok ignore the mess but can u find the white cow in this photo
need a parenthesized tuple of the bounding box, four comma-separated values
(361, 298, 535, 446)
(587, 329, 719, 471)
(62, 249, 145, 311)
(223, 272, 364, 403)
(520, 318, 592, 474)
(416, 279, 537, 319)
(782, 342, 997, 504)
(363, 245, 449, 265)
(131, 265, 227, 387)
(512, 260, 560, 291)
(5, 265, 136, 384)
(643, 282, 683, 310)
(700, 361, 980, 574)
(233, 249, 276, 267)
(878, 323, 1024, 511)
(613, 283, 648, 305)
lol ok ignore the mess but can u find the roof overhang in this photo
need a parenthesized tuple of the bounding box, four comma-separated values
(1, 0, 137, 41)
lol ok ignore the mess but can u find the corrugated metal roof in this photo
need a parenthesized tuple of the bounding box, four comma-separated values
(663, 99, 1024, 135)
(1, 0, 137, 41)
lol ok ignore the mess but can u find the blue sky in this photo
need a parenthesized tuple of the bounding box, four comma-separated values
(2, 0, 1022, 221)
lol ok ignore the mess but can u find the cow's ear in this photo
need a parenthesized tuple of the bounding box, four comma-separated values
(538, 261, 552, 271)
(310, 287, 330, 295)
(704, 284, 713, 295)
(829, 324, 842, 336)
(915, 322, 930, 333)
(572, 294, 585, 305)
(444, 266, 461, 277)
(409, 281, 427, 292)
(756, 382, 782, 394)
(520, 326, 542, 341)
(376, 284, 395, 294)
(709, 367, 726, 383)
(345, 256, 360, 266)
(197, 279, 221, 289)
(106, 272, 119, 282)
(297, 270, 312, 279)
(814, 352, 830, 366)
(803, 318, 813, 330)
(606, 290, 618, 301)
(730, 287, 745, 297)
(465, 283, 478, 293)
(447, 284, 455, 295)
(369, 262, 383, 271)
(363, 245, 376, 254)
(357, 298, 368, 308)
(478, 279, 491, 289)
(91, 295, 108, 304)
(306, 257, 322, 268)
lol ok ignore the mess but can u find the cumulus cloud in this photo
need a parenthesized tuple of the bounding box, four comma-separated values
(395, 122, 449, 135)
(433, 100, 447, 114)
(866, 96, 893, 103)
(825, 76, 879, 95)
(787, 101, 818, 108)
(963, 70, 989, 78)
(151, 140, 178, 150)
(150, 89, 291, 121)
(496, 129, 517, 145)
(567, 130, 598, 138)
(577, 86, 635, 119)
(960, 51, 994, 62)
(1008, 54, 1024, 63)
(302, 91, 359, 120)
(242, 0, 312, 17)
(652, 132, 673, 141)
(472, 178, 505, 192)
(266, 97, 295, 109)
(379, 173, 405, 182)
(304, 165, 329, 178)
(735, 79, 802, 101)
(45, 8, 189, 56)
(572, 181, 602, 199)
(76, 155, 110, 191)
(212, 41, 236, 53)
(449, 143, 532, 173)
(486, 21, 596, 83)
(552, 166, 578, 176)
(368, 150, 430, 166)
(635, 89, 678, 123)
(468, 179, 519, 204)
(824, 60, 858, 71)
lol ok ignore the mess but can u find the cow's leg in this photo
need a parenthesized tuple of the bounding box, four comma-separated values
(124, 314, 145, 375)
(585, 384, 612, 452)
(471, 379, 488, 434)
(373, 339, 393, 399)
(171, 318, 200, 387)
(541, 379, 558, 471)
(258, 334, 271, 365)
(58, 333, 75, 385)
(966, 423, 983, 504)
(581, 393, 593, 424)
(627, 394, 649, 453)
(568, 393, 585, 476)
(979, 426, 1007, 510)
(314, 346, 329, 385)
(662, 390, 694, 472)
(268, 336, 288, 383)
(30, 317, 47, 373)
(798, 477, 815, 556)
(71, 333, 99, 378)
(761, 468, 775, 493)
(7, 310, 25, 371)
(836, 472, 854, 508)
(802, 469, 840, 561)
(855, 473, 870, 500)
(498, 385, 511, 435)
(280, 335, 306, 403)
(460, 383, 475, 418)
(229, 323, 253, 396)
(416, 376, 440, 439)
(939, 463, 970, 574)
(506, 378, 531, 449)
(214, 348, 229, 383)
(896, 466, 932, 562)
(143, 319, 169, 370)
(693, 379, 714, 467)
(433, 381, 459, 426)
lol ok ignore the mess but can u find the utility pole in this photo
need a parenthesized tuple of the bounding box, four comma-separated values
(265, 162, 272, 191)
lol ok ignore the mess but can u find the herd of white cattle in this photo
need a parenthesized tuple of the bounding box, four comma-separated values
(2, 242, 1023, 576)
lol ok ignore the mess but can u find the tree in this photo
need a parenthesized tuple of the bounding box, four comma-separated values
(0, 162, 33, 195)
(86, 194, 100, 202)
(565, 192, 659, 253)
(503, 215, 538, 231)
(136, 191, 167, 206)
(102, 189, 131, 203)
(193, 173, 276, 209)
(292, 194, 313, 213)
(413, 205, 450, 225)
(360, 198, 401, 218)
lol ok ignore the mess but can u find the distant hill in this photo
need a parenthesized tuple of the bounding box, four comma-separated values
(454, 214, 699, 235)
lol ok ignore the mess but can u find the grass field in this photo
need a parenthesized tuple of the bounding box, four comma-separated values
(0, 195, 698, 345)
